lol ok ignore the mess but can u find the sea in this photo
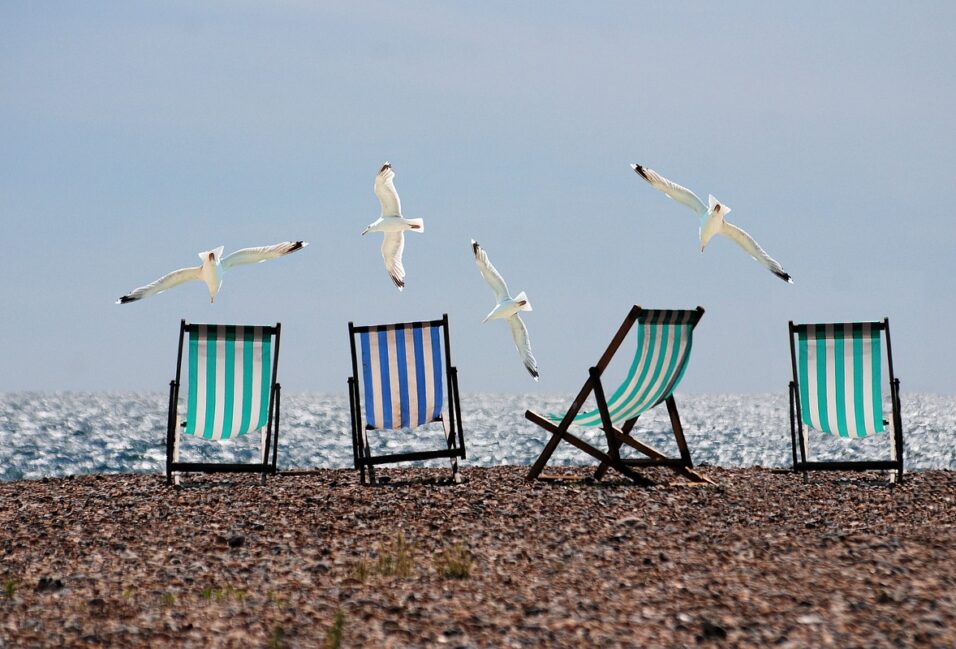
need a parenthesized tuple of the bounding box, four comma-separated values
(1, 393, 954, 482)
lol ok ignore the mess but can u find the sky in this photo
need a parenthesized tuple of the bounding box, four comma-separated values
(1, 1, 954, 396)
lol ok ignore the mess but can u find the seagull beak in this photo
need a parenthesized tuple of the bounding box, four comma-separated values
(361, 227, 369, 236)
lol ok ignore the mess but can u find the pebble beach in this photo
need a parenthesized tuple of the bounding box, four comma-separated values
(2, 465, 954, 647)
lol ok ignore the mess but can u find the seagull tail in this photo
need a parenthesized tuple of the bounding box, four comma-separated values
(514, 291, 532, 312)
(406, 218, 424, 232)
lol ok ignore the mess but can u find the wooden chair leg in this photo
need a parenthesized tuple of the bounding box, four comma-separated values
(525, 411, 654, 486)
(665, 396, 693, 468)
(443, 418, 462, 483)
(259, 426, 269, 486)
(594, 417, 638, 480)
(361, 427, 375, 485)
(526, 410, 571, 480)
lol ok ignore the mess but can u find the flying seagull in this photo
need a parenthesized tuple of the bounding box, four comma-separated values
(116, 241, 308, 304)
(631, 163, 793, 283)
(362, 162, 424, 290)
(471, 239, 539, 381)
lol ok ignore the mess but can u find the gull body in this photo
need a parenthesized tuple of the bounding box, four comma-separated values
(482, 293, 531, 324)
(472, 240, 539, 381)
(631, 163, 793, 283)
(363, 162, 423, 290)
(117, 241, 308, 304)
(200, 246, 225, 302)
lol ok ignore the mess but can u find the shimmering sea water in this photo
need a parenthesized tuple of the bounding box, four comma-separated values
(1, 392, 953, 481)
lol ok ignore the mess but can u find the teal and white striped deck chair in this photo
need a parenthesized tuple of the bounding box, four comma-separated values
(788, 319, 904, 483)
(347, 314, 465, 485)
(165, 320, 282, 485)
(526, 306, 710, 485)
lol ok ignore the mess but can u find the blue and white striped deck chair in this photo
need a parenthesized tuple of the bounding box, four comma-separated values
(788, 319, 904, 483)
(347, 314, 465, 485)
(165, 320, 282, 485)
(526, 306, 710, 485)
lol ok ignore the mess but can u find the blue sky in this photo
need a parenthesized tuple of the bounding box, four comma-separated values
(1, 1, 954, 395)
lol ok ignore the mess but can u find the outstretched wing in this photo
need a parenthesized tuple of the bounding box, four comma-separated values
(471, 240, 510, 302)
(374, 162, 402, 217)
(221, 241, 308, 270)
(381, 231, 405, 290)
(719, 221, 793, 283)
(508, 314, 539, 381)
(631, 164, 708, 216)
(117, 266, 202, 304)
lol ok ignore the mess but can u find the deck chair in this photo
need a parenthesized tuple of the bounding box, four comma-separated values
(788, 319, 904, 482)
(526, 305, 709, 485)
(165, 320, 282, 485)
(347, 314, 465, 485)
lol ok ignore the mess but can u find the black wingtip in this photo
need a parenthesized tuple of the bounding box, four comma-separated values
(471, 240, 480, 257)
(288, 240, 306, 254)
(774, 270, 793, 284)
(526, 364, 539, 381)
(632, 163, 649, 181)
(391, 275, 405, 290)
(117, 295, 138, 304)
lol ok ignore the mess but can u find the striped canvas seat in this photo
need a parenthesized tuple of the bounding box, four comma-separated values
(526, 306, 710, 485)
(357, 322, 445, 430)
(348, 315, 465, 485)
(185, 324, 274, 440)
(796, 323, 885, 438)
(788, 318, 904, 482)
(551, 310, 698, 427)
(165, 320, 282, 485)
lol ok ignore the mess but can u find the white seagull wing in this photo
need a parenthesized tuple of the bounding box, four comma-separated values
(221, 241, 307, 270)
(508, 314, 539, 381)
(381, 231, 406, 290)
(117, 265, 202, 304)
(471, 240, 510, 302)
(631, 164, 708, 216)
(719, 221, 793, 283)
(374, 162, 402, 217)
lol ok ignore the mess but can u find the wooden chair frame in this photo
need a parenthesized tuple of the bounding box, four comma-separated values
(526, 305, 710, 485)
(788, 318, 904, 483)
(165, 320, 282, 486)
(347, 314, 465, 485)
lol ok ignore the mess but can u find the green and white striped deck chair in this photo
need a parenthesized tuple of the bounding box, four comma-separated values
(526, 306, 710, 485)
(165, 320, 282, 485)
(788, 319, 904, 482)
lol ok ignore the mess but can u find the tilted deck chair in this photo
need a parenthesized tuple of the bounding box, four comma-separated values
(348, 314, 465, 485)
(526, 305, 710, 485)
(788, 319, 904, 482)
(166, 320, 282, 485)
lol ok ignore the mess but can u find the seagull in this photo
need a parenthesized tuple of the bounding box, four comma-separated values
(116, 241, 308, 304)
(471, 240, 539, 381)
(631, 163, 793, 283)
(362, 162, 424, 290)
